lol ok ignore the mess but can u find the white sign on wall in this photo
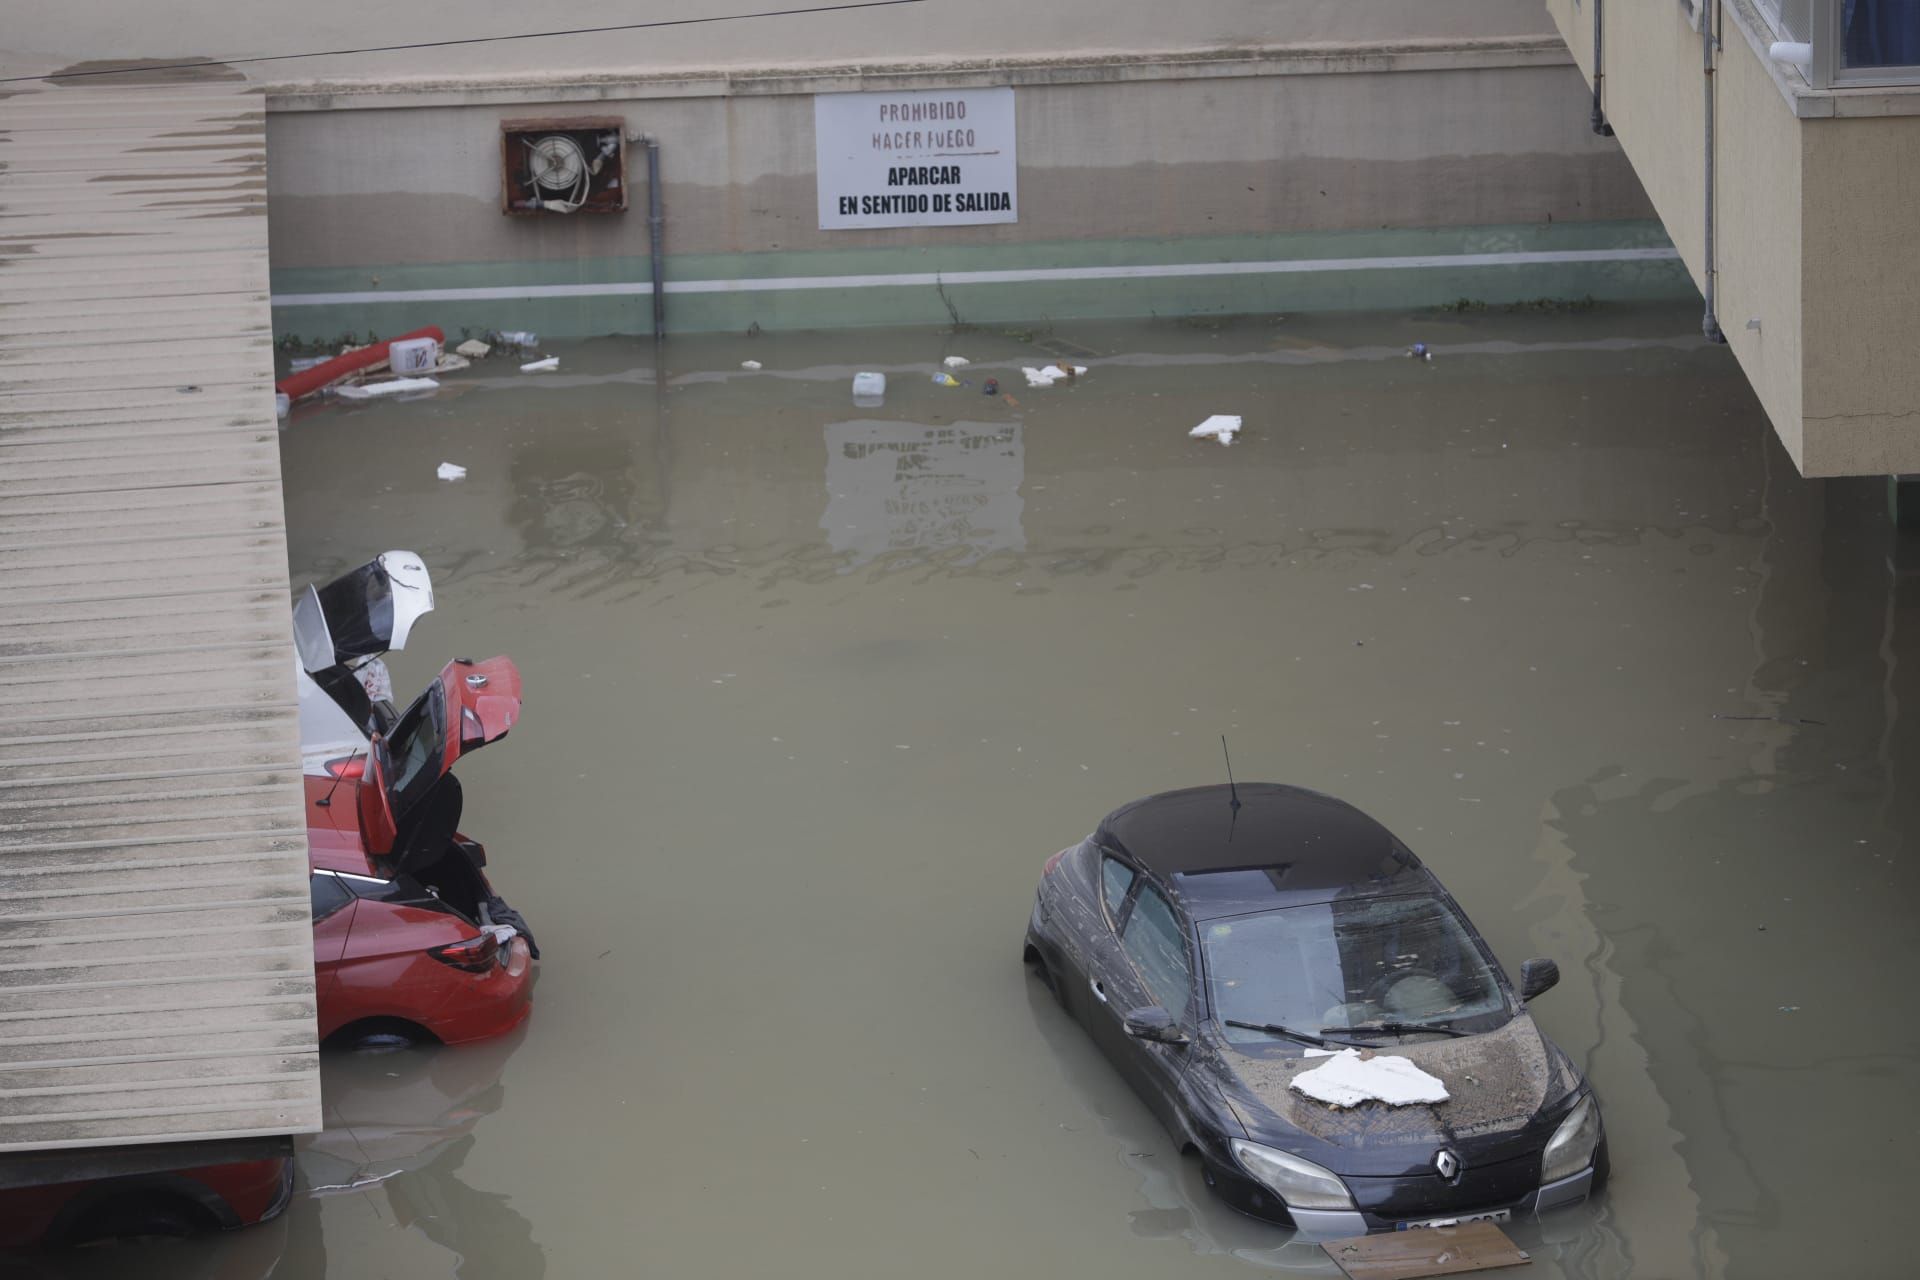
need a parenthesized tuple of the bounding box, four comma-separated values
(815, 87, 1017, 230)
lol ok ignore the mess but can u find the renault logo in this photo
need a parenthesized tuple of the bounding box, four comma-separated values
(1435, 1149, 1461, 1181)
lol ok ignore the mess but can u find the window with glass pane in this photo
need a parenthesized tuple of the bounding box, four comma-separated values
(1758, 0, 1814, 42)
(1843, 0, 1920, 68)
(1100, 855, 1134, 921)
(1122, 886, 1191, 1019)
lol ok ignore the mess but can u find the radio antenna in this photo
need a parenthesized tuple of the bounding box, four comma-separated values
(1220, 735, 1242, 814)
(315, 749, 364, 809)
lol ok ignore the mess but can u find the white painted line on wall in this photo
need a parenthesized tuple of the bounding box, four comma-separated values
(270, 247, 1684, 308)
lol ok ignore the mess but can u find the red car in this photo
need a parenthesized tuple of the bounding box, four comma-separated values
(308, 656, 538, 1048)
(0, 1153, 291, 1248)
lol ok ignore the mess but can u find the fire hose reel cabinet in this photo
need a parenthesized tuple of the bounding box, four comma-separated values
(501, 117, 628, 215)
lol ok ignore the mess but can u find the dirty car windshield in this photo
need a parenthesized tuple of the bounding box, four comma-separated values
(1203, 895, 1511, 1043)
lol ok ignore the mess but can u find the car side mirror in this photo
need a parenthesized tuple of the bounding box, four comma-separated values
(1520, 958, 1560, 1002)
(1123, 1006, 1188, 1046)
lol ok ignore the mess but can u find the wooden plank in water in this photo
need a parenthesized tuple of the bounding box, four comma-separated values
(1321, 1222, 1532, 1280)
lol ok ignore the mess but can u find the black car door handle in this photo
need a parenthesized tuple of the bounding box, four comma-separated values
(1089, 978, 1109, 1004)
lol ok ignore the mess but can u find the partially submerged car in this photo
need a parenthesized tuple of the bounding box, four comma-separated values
(0, 1152, 292, 1248)
(308, 656, 538, 1047)
(1023, 783, 1606, 1236)
(294, 551, 434, 773)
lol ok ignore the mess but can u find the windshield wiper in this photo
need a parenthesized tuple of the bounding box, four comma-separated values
(1327, 1020, 1472, 1039)
(1225, 1020, 1362, 1049)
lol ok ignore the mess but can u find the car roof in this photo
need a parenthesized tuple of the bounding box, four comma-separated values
(1093, 783, 1433, 914)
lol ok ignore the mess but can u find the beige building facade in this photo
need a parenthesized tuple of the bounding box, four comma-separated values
(1544, 0, 1920, 478)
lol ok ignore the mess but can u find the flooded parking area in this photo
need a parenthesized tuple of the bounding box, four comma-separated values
(47, 306, 1920, 1278)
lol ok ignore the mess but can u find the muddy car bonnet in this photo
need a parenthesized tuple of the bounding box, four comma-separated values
(1214, 1014, 1585, 1177)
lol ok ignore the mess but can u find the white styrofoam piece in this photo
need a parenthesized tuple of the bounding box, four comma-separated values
(1023, 363, 1087, 387)
(1189, 414, 1242, 445)
(741, 360, 763, 370)
(435, 461, 467, 481)
(335, 377, 439, 400)
(943, 355, 970, 367)
(1289, 1049, 1449, 1108)
(520, 356, 559, 372)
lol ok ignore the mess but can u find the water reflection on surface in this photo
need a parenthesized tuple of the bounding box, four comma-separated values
(822, 420, 1025, 567)
(250, 309, 1920, 1278)
(289, 1028, 541, 1279)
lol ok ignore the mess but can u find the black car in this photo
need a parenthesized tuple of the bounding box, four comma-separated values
(1023, 783, 1607, 1235)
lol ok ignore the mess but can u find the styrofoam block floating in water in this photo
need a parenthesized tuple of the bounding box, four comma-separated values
(1189, 414, 1242, 445)
(852, 371, 886, 398)
(336, 377, 439, 400)
(1023, 364, 1086, 388)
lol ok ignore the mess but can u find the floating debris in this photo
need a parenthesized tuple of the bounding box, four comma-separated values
(1189, 414, 1242, 446)
(336, 377, 439, 400)
(1022, 364, 1085, 388)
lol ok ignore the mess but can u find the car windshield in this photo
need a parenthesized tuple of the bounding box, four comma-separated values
(1201, 894, 1512, 1044)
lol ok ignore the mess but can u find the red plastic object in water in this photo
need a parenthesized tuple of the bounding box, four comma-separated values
(277, 326, 445, 402)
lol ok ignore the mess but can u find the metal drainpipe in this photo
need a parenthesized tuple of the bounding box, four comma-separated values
(646, 137, 666, 341)
(1701, 2, 1727, 344)
(1591, 0, 1615, 135)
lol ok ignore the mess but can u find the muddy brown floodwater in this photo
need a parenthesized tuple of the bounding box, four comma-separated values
(39, 306, 1920, 1279)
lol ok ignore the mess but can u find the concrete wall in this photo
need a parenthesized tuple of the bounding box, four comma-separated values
(9, 4, 1684, 343)
(260, 41, 1675, 339)
(1800, 117, 1920, 475)
(1544, 0, 1920, 478)
(1715, 24, 1804, 465)
(266, 65, 1648, 269)
(5, 2, 1558, 83)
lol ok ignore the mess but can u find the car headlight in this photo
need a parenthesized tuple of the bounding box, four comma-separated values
(1540, 1094, 1602, 1184)
(1229, 1139, 1354, 1211)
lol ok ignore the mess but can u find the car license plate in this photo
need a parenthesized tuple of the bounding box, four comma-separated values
(1397, 1208, 1511, 1231)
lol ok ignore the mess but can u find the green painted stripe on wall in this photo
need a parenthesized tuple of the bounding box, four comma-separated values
(269, 222, 1690, 341)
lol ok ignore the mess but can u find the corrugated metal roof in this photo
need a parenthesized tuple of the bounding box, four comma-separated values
(0, 79, 321, 1151)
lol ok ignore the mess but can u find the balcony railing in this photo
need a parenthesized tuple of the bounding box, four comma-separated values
(1756, 0, 1920, 87)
